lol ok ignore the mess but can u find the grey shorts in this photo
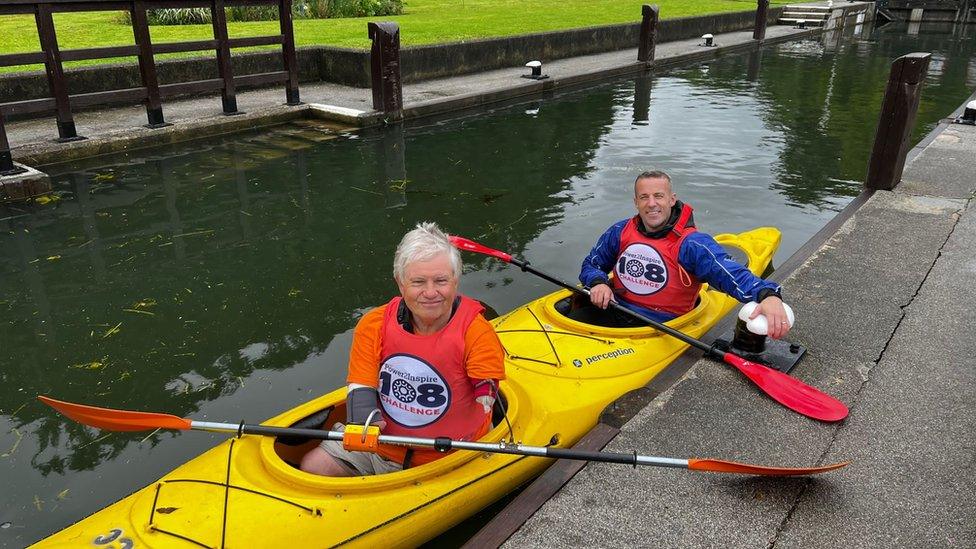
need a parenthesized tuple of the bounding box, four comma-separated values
(318, 423, 403, 476)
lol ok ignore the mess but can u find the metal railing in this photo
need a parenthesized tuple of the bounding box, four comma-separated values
(0, 0, 301, 174)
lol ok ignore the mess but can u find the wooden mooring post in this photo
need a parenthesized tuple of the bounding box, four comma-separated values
(1, 110, 27, 176)
(638, 4, 659, 64)
(753, 0, 770, 41)
(368, 22, 403, 115)
(865, 52, 931, 191)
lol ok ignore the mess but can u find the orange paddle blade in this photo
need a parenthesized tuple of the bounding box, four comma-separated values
(688, 458, 850, 476)
(38, 395, 192, 432)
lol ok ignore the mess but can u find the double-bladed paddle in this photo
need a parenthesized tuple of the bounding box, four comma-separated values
(449, 235, 848, 423)
(38, 396, 848, 476)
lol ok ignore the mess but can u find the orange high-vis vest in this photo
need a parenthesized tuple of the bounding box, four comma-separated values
(376, 295, 490, 465)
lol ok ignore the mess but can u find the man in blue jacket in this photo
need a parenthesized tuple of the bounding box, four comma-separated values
(579, 170, 791, 339)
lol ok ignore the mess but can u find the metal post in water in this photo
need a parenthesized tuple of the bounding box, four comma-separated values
(638, 4, 659, 64)
(865, 53, 932, 191)
(368, 22, 403, 116)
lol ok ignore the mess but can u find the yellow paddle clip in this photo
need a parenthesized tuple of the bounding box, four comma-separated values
(342, 409, 381, 452)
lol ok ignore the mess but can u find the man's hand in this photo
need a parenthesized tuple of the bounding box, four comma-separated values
(589, 283, 614, 309)
(750, 296, 791, 339)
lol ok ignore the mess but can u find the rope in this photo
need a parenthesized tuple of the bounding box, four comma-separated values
(525, 306, 561, 366)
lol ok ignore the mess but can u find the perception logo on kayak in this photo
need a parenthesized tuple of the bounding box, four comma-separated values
(379, 354, 450, 427)
(584, 347, 636, 365)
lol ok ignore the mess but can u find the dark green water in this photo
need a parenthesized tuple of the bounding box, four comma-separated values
(2, 21, 974, 547)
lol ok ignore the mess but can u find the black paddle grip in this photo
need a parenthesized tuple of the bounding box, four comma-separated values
(545, 447, 638, 465)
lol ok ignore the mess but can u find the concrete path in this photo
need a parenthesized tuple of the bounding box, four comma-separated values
(506, 122, 976, 547)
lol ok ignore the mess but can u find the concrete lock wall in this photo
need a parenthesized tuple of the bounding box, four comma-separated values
(0, 7, 782, 114)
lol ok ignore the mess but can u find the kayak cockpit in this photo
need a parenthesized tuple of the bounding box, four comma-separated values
(260, 387, 522, 489)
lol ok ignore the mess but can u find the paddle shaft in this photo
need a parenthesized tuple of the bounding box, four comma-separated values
(37, 396, 849, 475)
(507, 258, 721, 359)
(192, 421, 688, 468)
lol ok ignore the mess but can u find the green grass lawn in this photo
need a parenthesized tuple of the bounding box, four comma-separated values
(0, 0, 773, 73)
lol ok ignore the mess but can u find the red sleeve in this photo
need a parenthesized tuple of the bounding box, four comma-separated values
(345, 305, 386, 387)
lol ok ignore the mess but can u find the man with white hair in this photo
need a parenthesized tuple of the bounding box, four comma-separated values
(301, 222, 505, 476)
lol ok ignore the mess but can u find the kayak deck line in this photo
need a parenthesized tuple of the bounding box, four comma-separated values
(334, 453, 534, 547)
(493, 328, 614, 345)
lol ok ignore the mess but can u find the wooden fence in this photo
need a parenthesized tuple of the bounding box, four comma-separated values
(0, 0, 300, 174)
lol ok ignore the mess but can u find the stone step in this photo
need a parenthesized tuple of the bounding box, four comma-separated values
(782, 11, 831, 18)
(779, 17, 828, 26)
(783, 4, 831, 12)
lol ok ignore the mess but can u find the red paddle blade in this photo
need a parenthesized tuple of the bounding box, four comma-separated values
(689, 458, 850, 476)
(449, 235, 513, 263)
(38, 395, 192, 432)
(723, 354, 848, 422)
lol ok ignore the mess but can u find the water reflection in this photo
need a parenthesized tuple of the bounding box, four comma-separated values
(2, 20, 975, 546)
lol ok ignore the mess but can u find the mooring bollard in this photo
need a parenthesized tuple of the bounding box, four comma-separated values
(753, 0, 770, 41)
(865, 52, 931, 191)
(638, 4, 659, 64)
(368, 22, 403, 115)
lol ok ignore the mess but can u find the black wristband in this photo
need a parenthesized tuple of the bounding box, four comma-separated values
(757, 288, 782, 303)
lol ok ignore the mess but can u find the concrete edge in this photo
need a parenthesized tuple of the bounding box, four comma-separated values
(0, 161, 52, 201)
(14, 30, 825, 167)
(19, 104, 311, 170)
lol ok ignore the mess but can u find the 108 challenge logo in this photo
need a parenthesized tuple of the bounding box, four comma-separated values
(378, 354, 451, 427)
(614, 243, 669, 295)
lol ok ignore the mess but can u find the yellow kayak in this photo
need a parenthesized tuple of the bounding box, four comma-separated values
(33, 227, 779, 549)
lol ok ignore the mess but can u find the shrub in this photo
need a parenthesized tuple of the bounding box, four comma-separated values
(117, 0, 403, 25)
(320, 0, 404, 18)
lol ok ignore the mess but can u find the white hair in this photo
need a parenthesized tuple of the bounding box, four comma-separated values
(393, 221, 462, 281)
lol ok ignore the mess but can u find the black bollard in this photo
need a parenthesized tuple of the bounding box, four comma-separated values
(368, 22, 403, 115)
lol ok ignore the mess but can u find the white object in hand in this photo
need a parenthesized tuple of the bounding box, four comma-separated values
(737, 301, 795, 336)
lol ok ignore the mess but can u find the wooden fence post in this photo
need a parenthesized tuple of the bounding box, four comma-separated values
(865, 52, 931, 191)
(211, 0, 240, 114)
(35, 3, 81, 141)
(279, 0, 301, 105)
(753, 0, 770, 41)
(1, 110, 27, 175)
(368, 22, 402, 115)
(638, 4, 659, 64)
(131, 0, 169, 128)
